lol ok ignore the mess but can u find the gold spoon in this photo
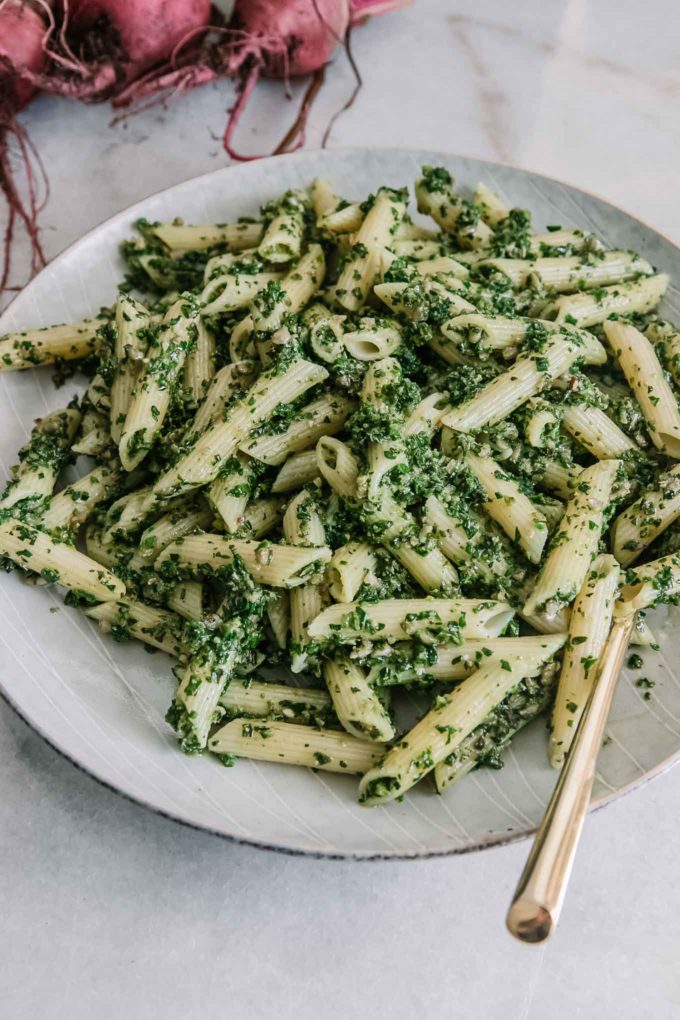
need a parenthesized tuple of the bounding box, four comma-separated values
(506, 612, 636, 943)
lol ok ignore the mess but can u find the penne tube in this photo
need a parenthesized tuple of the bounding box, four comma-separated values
(183, 318, 216, 403)
(305, 303, 347, 364)
(316, 436, 360, 498)
(167, 580, 204, 621)
(257, 190, 308, 264)
(390, 238, 443, 260)
(616, 552, 680, 617)
(603, 319, 680, 457)
(251, 244, 326, 337)
(404, 393, 447, 437)
(241, 393, 354, 465)
(42, 464, 124, 533)
(441, 314, 600, 358)
(84, 372, 111, 415)
(228, 314, 256, 362)
(170, 634, 241, 752)
(542, 273, 668, 327)
(307, 598, 514, 645)
(433, 665, 558, 792)
(311, 178, 341, 221)
(318, 201, 364, 235)
(422, 495, 514, 586)
(219, 677, 334, 725)
(148, 220, 264, 253)
(524, 398, 560, 448)
(266, 590, 290, 650)
(0, 407, 81, 511)
(342, 317, 402, 361)
(139, 505, 214, 560)
(323, 658, 395, 743)
(477, 251, 651, 292)
(358, 633, 566, 805)
(441, 333, 606, 434)
(103, 485, 157, 542)
(611, 465, 680, 566)
(328, 541, 377, 603)
(207, 453, 253, 531)
(0, 520, 125, 602)
(528, 251, 652, 291)
(474, 182, 510, 226)
(272, 450, 321, 493)
(646, 320, 680, 388)
(187, 360, 256, 439)
(200, 269, 282, 317)
(86, 598, 187, 657)
(528, 228, 598, 255)
(550, 554, 620, 768)
(465, 453, 548, 563)
(0, 319, 101, 372)
(153, 357, 328, 497)
(238, 497, 283, 539)
(414, 256, 469, 282)
(364, 492, 459, 594)
(283, 490, 327, 672)
(534, 459, 584, 501)
(209, 718, 384, 774)
(156, 533, 331, 588)
(119, 297, 199, 471)
(523, 458, 620, 620)
(368, 634, 568, 685)
(111, 294, 149, 443)
(561, 402, 637, 459)
(71, 424, 111, 457)
(415, 167, 492, 249)
(335, 191, 406, 311)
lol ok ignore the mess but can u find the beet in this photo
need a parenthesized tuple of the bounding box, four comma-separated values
(0, 0, 50, 291)
(12, 0, 213, 101)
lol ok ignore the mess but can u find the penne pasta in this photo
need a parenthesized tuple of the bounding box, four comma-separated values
(209, 718, 384, 774)
(0, 319, 101, 372)
(611, 465, 680, 566)
(523, 459, 620, 621)
(603, 319, 680, 457)
(5, 166, 679, 810)
(550, 554, 620, 768)
(307, 598, 514, 644)
(358, 633, 566, 805)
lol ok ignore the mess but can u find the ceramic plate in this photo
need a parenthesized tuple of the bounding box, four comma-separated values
(2, 148, 680, 858)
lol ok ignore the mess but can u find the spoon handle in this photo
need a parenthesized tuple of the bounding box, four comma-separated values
(506, 613, 636, 943)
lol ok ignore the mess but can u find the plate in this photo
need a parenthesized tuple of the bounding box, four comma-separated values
(1, 148, 680, 859)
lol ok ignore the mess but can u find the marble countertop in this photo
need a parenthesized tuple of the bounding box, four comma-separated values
(2, 1, 680, 1016)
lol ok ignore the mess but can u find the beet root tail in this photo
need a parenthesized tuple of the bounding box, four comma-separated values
(0, 114, 47, 293)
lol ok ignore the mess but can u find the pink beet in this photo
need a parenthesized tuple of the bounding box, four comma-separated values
(18, 0, 213, 101)
(0, 0, 50, 290)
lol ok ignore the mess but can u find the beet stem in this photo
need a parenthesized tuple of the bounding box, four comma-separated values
(222, 60, 262, 162)
(0, 114, 47, 293)
(274, 66, 326, 156)
(321, 26, 363, 149)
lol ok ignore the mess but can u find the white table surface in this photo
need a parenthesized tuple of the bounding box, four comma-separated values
(2, 1, 680, 1016)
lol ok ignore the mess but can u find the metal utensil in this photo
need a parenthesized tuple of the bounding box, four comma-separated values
(506, 613, 636, 943)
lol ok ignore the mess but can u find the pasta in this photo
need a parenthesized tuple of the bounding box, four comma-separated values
(549, 554, 620, 767)
(2, 166, 678, 807)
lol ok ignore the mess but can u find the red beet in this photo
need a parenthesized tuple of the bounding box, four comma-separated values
(0, 0, 50, 291)
(114, 0, 406, 160)
(19, 0, 213, 101)
(229, 0, 349, 79)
